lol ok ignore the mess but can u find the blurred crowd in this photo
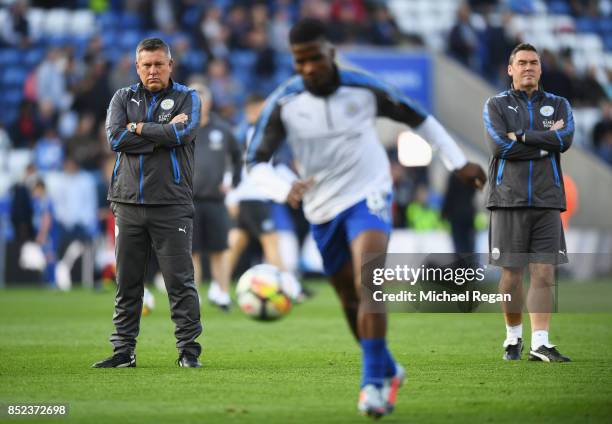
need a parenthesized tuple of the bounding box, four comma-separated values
(0, 0, 610, 287)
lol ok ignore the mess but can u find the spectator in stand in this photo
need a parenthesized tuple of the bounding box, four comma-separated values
(33, 127, 64, 174)
(11, 101, 42, 148)
(0, 0, 32, 48)
(448, 2, 479, 71)
(329, 0, 368, 43)
(207, 58, 243, 122)
(248, 27, 277, 89)
(72, 58, 112, 127)
(226, 4, 251, 50)
(575, 66, 608, 107)
(110, 54, 136, 94)
(592, 101, 612, 149)
(194, 6, 226, 60)
(370, 5, 401, 46)
(540, 49, 574, 102)
(65, 114, 105, 171)
(483, 12, 517, 87)
(270, 7, 292, 52)
(36, 48, 72, 112)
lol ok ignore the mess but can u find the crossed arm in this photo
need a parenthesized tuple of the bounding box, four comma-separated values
(483, 98, 574, 161)
(105, 90, 200, 154)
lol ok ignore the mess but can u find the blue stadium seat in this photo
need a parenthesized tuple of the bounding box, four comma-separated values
(0, 49, 21, 67)
(4, 89, 23, 106)
(575, 17, 598, 34)
(230, 51, 257, 71)
(605, 34, 612, 51)
(98, 11, 120, 30)
(1, 108, 18, 126)
(182, 50, 207, 73)
(101, 32, 117, 50)
(120, 12, 143, 30)
(119, 30, 142, 51)
(2, 67, 28, 87)
(547, 0, 571, 15)
(23, 48, 45, 68)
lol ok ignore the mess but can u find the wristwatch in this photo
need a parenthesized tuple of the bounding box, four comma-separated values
(128, 122, 138, 133)
(515, 129, 525, 143)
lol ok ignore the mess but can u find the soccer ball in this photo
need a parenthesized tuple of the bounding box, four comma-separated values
(236, 264, 292, 321)
(142, 287, 155, 316)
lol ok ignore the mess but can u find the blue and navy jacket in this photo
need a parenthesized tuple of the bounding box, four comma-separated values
(106, 80, 200, 205)
(483, 88, 574, 210)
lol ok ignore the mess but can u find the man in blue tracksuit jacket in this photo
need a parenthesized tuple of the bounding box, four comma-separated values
(483, 43, 573, 363)
(93, 38, 202, 369)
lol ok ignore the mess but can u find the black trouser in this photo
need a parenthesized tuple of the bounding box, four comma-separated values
(110, 202, 202, 357)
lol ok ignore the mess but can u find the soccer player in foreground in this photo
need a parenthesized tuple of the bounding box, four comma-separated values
(246, 18, 486, 418)
(484, 43, 573, 362)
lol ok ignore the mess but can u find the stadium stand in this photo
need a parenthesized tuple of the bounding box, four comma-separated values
(0, 0, 611, 287)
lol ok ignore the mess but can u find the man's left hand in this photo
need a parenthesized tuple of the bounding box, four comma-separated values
(455, 162, 487, 190)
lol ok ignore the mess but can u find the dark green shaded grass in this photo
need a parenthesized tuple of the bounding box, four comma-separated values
(0, 283, 611, 423)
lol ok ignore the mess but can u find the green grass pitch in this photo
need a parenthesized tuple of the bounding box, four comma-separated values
(1, 282, 611, 423)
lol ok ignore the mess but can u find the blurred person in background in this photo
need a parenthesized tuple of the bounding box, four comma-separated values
(33, 127, 64, 174)
(190, 82, 241, 311)
(207, 58, 243, 122)
(48, 156, 97, 290)
(448, 2, 479, 71)
(0, 0, 32, 48)
(225, 94, 286, 280)
(65, 113, 105, 171)
(30, 178, 57, 287)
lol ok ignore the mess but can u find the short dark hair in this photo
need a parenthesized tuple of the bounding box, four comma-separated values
(509, 43, 538, 64)
(135, 38, 171, 60)
(289, 18, 329, 45)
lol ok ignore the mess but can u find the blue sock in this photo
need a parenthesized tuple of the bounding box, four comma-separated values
(360, 338, 386, 388)
(383, 345, 397, 378)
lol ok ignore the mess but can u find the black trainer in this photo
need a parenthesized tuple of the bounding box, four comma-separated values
(503, 338, 523, 360)
(528, 345, 571, 362)
(92, 352, 136, 368)
(177, 352, 202, 368)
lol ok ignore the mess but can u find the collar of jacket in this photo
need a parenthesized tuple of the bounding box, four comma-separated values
(136, 78, 176, 96)
(510, 87, 544, 101)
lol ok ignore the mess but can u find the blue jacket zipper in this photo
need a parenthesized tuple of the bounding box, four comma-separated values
(138, 94, 160, 203)
(525, 94, 534, 206)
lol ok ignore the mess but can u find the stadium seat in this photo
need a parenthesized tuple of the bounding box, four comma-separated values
(548, 0, 571, 15)
(71, 10, 96, 36)
(120, 12, 143, 30)
(43, 9, 71, 35)
(2, 67, 28, 87)
(23, 48, 45, 68)
(575, 17, 599, 34)
(97, 11, 119, 30)
(0, 49, 21, 67)
(5, 91, 24, 111)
